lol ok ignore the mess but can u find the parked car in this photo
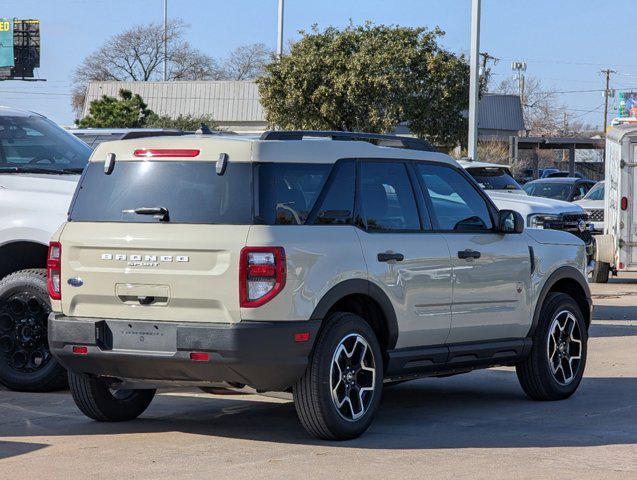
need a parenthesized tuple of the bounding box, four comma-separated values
(574, 181, 604, 233)
(541, 168, 562, 178)
(457, 161, 527, 194)
(545, 171, 585, 179)
(68, 128, 187, 149)
(459, 160, 593, 259)
(523, 177, 596, 202)
(0, 106, 92, 391)
(49, 130, 591, 440)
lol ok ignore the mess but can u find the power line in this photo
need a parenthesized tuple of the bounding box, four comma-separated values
(499, 56, 637, 69)
(0, 90, 72, 96)
(569, 103, 605, 120)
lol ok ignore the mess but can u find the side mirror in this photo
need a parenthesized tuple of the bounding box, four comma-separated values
(573, 194, 583, 201)
(498, 209, 524, 234)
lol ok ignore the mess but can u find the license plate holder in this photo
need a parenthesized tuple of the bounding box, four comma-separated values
(107, 321, 177, 353)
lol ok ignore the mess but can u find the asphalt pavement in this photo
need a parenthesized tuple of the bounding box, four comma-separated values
(0, 274, 635, 479)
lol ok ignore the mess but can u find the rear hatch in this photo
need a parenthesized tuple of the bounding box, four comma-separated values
(59, 154, 253, 323)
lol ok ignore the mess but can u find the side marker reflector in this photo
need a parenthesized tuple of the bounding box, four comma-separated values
(72, 346, 88, 355)
(190, 352, 209, 362)
(294, 332, 310, 343)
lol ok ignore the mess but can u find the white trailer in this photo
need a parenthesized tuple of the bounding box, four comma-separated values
(594, 123, 637, 282)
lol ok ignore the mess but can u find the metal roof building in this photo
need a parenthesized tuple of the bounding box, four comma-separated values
(476, 93, 525, 140)
(83, 80, 267, 133)
(83, 82, 525, 139)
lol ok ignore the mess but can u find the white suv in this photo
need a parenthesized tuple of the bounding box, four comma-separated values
(459, 160, 593, 257)
(0, 106, 91, 392)
(48, 131, 592, 440)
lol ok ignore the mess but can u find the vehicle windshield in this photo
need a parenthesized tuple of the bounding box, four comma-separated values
(523, 181, 572, 201)
(466, 167, 522, 190)
(583, 182, 604, 200)
(0, 114, 92, 174)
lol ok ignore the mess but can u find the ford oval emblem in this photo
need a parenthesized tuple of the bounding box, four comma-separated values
(67, 277, 84, 287)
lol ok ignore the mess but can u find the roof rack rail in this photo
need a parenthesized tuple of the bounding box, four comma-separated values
(259, 130, 436, 152)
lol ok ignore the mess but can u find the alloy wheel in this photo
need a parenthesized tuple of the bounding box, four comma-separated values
(546, 310, 582, 385)
(329, 333, 377, 422)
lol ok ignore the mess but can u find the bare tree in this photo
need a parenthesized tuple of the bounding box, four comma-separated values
(496, 76, 561, 136)
(71, 20, 223, 115)
(221, 43, 274, 80)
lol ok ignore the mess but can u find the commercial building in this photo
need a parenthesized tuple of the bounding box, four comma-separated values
(83, 81, 525, 140)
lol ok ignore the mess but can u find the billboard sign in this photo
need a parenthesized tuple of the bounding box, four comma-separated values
(0, 18, 14, 68)
(618, 91, 637, 118)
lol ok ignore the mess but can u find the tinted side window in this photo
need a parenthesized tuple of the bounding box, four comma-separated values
(256, 162, 331, 225)
(312, 161, 355, 225)
(360, 161, 420, 232)
(0, 115, 91, 171)
(417, 163, 493, 231)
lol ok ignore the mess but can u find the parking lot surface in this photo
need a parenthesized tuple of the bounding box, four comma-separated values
(1, 275, 636, 480)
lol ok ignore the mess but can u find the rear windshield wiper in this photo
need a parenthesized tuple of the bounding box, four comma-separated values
(122, 206, 170, 222)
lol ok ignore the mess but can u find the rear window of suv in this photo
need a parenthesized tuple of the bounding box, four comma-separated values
(69, 161, 253, 224)
(466, 167, 521, 191)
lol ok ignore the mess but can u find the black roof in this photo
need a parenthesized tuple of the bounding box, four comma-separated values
(525, 177, 587, 185)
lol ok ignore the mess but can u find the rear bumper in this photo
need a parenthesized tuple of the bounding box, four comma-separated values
(48, 314, 320, 391)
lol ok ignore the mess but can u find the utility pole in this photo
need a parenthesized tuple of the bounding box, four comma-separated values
(562, 112, 569, 163)
(479, 51, 498, 88)
(277, 0, 285, 57)
(601, 68, 616, 132)
(467, 0, 481, 161)
(163, 0, 168, 81)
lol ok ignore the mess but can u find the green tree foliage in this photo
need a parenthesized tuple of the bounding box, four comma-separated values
(144, 113, 219, 131)
(77, 89, 153, 128)
(258, 23, 471, 146)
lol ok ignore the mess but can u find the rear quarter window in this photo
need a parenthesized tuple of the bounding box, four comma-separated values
(255, 162, 332, 225)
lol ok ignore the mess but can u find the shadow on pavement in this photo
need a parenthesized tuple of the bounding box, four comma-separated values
(593, 304, 637, 321)
(1, 370, 635, 454)
(589, 323, 637, 337)
(0, 441, 48, 460)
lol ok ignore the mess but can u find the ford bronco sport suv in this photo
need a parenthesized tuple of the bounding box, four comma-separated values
(49, 131, 592, 440)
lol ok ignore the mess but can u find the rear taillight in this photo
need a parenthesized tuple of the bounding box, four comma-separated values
(47, 241, 62, 300)
(240, 247, 286, 308)
(621, 196, 628, 210)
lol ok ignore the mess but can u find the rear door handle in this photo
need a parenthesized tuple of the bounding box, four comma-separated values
(457, 249, 481, 260)
(377, 252, 405, 263)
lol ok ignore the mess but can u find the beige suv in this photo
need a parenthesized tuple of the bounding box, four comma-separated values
(49, 131, 592, 440)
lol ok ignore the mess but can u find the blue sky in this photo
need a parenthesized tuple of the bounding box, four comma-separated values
(1, 0, 635, 127)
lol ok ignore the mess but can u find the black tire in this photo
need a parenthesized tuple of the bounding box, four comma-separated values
(68, 371, 156, 421)
(516, 292, 587, 401)
(592, 261, 610, 283)
(0, 269, 68, 392)
(293, 312, 383, 440)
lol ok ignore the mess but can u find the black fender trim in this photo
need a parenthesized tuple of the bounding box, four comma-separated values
(309, 279, 399, 350)
(528, 265, 592, 337)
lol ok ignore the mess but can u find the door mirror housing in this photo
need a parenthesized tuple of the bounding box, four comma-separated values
(498, 210, 524, 234)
